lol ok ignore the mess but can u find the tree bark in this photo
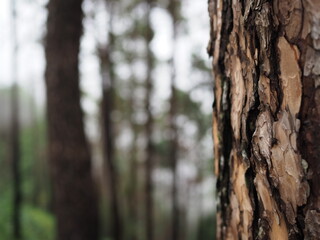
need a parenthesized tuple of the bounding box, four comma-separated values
(45, 1, 99, 239)
(208, 0, 320, 239)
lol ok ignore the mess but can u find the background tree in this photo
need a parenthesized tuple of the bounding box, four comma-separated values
(0, 0, 216, 239)
(45, 0, 99, 239)
(124, 13, 145, 240)
(144, 1, 155, 239)
(10, 0, 22, 239)
(98, 1, 123, 239)
(208, 0, 320, 238)
(168, 0, 181, 239)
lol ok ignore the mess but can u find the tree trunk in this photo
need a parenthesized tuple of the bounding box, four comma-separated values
(99, 3, 122, 239)
(208, 0, 320, 239)
(45, 1, 99, 239)
(145, 1, 155, 239)
(10, 0, 21, 238)
(168, 1, 180, 239)
(128, 129, 138, 240)
(128, 77, 139, 240)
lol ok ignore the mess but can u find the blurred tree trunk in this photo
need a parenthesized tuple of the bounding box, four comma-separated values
(29, 81, 40, 206)
(168, 1, 179, 239)
(128, 77, 139, 240)
(208, 0, 320, 239)
(128, 129, 139, 240)
(10, 0, 21, 238)
(99, 2, 122, 239)
(145, 1, 155, 239)
(45, 1, 99, 239)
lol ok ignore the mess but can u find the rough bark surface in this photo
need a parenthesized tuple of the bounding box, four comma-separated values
(208, 0, 320, 239)
(45, 1, 99, 239)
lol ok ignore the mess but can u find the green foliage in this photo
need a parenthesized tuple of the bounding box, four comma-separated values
(0, 186, 13, 240)
(19, 117, 54, 240)
(192, 53, 211, 73)
(20, 117, 50, 207)
(0, 151, 54, 240)
(154, 139, 171, 167)
(0, 125, 14, 240)
(0, 97, 53, 240)
(22, 205, 55, 240)
(196, 213, 216, 240)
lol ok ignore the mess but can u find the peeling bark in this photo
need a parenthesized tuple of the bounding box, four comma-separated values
(208, 0, 320, 239)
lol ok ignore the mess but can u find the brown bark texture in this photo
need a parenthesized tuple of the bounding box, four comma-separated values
(45, 0, 99, 239)
(208, 0, 320, 239)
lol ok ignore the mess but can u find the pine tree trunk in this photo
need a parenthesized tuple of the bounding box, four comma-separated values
(99, 4, 123, 238)
(10, 0, 21, 238)
(145, 0, 155, 238)
(45, 1, 99, 239)
(128, 77, 139, 240)
(168, 1, 180, 238)
(208, 0, 320, 239)
(128, 128, 138, 240)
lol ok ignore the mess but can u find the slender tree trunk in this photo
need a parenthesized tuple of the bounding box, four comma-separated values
(99, 3, 122, 239)
(208, 0, 320, 239)
(168, 1, 179, 239)
(128, 77, 139, 240)
(10, 0, 21, 238)
(145, 1, 155, 239)
(28, 78, 41, 206)
(128, 127, 138, 240)
(45, 1, 99, 239)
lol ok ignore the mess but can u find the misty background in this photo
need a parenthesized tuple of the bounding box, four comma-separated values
(0, 0, 216, 239)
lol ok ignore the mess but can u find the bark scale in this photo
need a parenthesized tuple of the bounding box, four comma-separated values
(208, 0, 320, 239)
(45, 1, 99, 239)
